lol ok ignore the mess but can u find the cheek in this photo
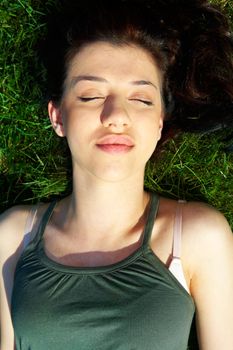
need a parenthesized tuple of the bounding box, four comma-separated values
(64, 114, 100, 155)
(141, 113, 163, 138)
(138, 119, 162, 157)
(63, 108, 91, 134)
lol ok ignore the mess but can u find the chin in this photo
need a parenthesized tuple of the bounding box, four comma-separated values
(95, 171, 133, 183)
(92, 163, 145, 183)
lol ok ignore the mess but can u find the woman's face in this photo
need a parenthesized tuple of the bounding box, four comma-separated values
(49, 42, 164, 182)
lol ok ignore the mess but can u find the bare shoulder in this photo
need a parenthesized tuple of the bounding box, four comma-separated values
(182, 200, 232, 243)
(157, 196, 233, 278)
(0, 203, 49, 349)
(0, 202, 49, 258)
(181, 201, 233, 349)
(0, 205, 31, 257)
(180, 200, 233, 283)
(0, 205, 32, 349)
(157, 196, 232, 243)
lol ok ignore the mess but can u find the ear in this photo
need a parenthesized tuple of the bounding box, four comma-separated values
(157, 115, 164, 141)
(48, 101, 66, 137)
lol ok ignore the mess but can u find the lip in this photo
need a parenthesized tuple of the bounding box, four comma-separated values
(96, 135, 135, 146)
(96, 135, 135, 154)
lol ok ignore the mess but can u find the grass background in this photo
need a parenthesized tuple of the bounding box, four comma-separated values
(0, 0, 233, 229)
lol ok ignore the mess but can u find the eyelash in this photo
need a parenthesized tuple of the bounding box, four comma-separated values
(132, 99, 153, 106)
(78, 97, 153, 106)
(78, 97, 103, 102)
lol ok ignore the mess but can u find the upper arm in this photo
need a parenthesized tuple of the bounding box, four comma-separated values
(0, 206, 29, 350)
(185, 204, 233, 350)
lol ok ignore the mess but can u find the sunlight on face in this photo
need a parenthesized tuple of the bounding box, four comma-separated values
(53, 42, 164, 183)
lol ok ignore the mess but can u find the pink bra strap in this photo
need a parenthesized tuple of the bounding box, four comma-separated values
(172, 200, 186, 259)
(23, 205, 39, 248)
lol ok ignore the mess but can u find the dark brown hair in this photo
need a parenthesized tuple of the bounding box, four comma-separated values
(41, 0, 233, 135)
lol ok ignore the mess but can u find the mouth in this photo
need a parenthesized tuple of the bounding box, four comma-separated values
(96, 135, 135, 154)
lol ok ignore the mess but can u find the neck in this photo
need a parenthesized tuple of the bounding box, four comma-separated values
(59, 169, 150, 241)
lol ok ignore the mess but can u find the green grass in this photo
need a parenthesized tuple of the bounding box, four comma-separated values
(0, 0, 233, 229)
(145, 131, 233, 228)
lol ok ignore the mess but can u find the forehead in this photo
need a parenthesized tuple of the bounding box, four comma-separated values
(65, 42, 161, 84)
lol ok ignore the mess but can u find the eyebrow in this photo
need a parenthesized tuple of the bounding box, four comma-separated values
(69, 75, 158, 90)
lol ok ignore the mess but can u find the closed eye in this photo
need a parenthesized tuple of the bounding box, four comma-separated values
(130, 99, 153, 106)
(78, 97, 153, 106)
(78, 97, 104, 102)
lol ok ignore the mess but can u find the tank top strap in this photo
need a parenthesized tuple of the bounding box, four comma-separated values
(142, 192, 159, 247)
(32, 200, 57, 246)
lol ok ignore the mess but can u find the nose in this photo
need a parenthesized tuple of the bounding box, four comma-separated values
(100, 96, 131, 130)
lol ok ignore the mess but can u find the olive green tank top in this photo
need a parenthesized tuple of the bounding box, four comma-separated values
(11, 193, 195, 350)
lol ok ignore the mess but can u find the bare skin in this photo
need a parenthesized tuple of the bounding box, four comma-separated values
(1, 42, 233, 349)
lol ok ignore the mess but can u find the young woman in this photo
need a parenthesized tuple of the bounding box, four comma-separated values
(1, 1, 233, 349)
